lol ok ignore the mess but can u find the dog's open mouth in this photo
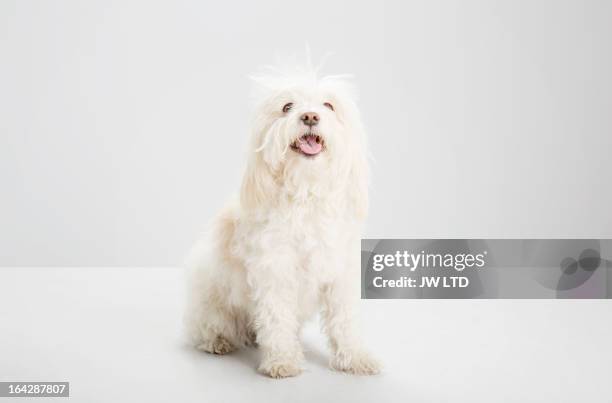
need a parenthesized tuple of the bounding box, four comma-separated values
(290, 134, 324, 157)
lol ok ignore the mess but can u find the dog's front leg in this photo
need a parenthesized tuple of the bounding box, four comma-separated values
(321, 278, 381, 375)
(248, 257, 303, 378)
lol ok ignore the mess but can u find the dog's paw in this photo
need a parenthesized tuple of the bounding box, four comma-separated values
(258, 357, 302, 378)
(331, 349, 381, 375)
(196, 336, 236, 355)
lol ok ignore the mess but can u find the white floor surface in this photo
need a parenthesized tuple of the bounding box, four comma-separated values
(1, 267, 610, 403)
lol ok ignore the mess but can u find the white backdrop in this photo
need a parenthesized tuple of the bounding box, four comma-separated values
(1, 0, 611, 266)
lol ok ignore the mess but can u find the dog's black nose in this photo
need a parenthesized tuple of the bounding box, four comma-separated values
(300, 112, 319, 126)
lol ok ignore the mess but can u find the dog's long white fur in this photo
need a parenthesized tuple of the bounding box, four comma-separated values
(184, 67, 379, 378)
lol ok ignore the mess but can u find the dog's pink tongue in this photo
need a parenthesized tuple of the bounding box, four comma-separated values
(298, 135, 322, 155)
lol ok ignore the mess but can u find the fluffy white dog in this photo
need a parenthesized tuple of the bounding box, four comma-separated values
(185, 65, 379, 378)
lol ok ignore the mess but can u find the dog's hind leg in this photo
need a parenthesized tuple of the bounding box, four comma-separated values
(185, 205, 251, 354)
(187, 299, 238, 355)
(185, 277, 241, 355)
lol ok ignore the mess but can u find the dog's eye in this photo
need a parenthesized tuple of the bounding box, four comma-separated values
(324, 102, 334, 111)
(282, 103, 293, 113)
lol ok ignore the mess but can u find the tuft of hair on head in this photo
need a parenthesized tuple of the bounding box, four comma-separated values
(247, 50, 358, 103)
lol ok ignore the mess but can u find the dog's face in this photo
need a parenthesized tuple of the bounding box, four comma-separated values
(241, 73, 368, 215)
(250, 78, 362, 172)
(274, 89, 339, 160)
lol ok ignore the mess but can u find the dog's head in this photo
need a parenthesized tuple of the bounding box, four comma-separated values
(240, 69, 369, 217)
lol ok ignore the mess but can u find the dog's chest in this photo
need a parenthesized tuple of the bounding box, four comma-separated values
(246, 196, 358, 275)
(285, 204, 354, 275)
(286, 202, 340, 244)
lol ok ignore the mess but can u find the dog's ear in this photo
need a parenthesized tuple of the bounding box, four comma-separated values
(240, 150, 277, 211)
(342, 101, 370, 220)
(347, 144, 369, 219)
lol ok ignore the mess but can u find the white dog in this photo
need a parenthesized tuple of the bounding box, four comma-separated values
(185, 65, 379, 378)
